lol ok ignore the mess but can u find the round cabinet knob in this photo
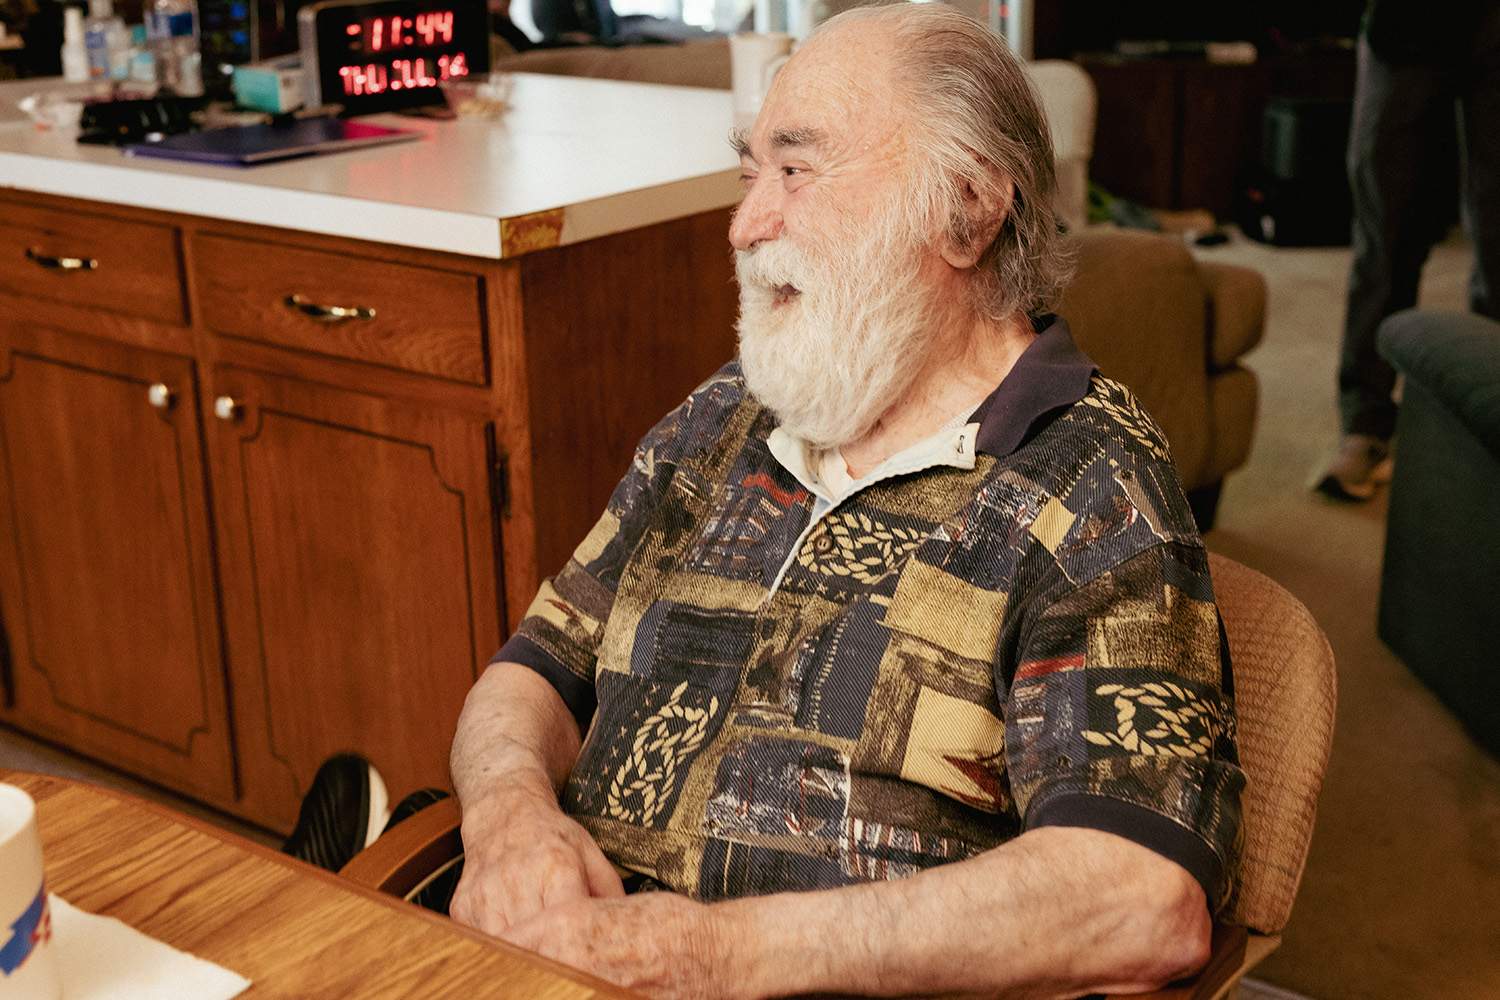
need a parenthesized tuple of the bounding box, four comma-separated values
(146, 383, 175, 411)
(213, 396, 243, 422)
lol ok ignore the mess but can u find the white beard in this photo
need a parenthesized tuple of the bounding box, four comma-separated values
(734, 214, 941, 449)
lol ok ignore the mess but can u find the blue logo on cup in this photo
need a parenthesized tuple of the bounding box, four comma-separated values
(0, 884, 50, 976)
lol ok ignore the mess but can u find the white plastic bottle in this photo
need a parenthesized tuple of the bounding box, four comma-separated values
(60, 7, 89, 83)
(84, 0, 123, 81)
(145, 0, 203, 97)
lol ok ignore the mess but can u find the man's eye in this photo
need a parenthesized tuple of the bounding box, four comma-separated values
(782, 166, 804, 177)
(739, 173, 757, 185)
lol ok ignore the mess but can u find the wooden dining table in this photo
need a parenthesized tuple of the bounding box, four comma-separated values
(3, 770, 634, 998)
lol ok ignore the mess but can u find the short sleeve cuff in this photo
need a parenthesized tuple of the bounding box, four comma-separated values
(491, 634, 597, 731)
(1027, 792, 1227, 910)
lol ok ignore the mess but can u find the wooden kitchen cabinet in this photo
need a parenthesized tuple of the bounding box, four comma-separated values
(0, 321, 236, 800)
(204, 367, 503, 829)
(0, 187, 737, 832)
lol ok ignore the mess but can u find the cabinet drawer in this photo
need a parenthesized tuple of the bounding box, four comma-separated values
(0, 201, 186, 324)
(194, 234, 489, 384)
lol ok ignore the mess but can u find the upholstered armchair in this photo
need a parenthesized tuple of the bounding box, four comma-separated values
(1059, 229, 1266, 530)
(1376, 309, 1500, 756)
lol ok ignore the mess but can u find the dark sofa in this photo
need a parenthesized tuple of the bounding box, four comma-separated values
(1377, 309, 1500, 757)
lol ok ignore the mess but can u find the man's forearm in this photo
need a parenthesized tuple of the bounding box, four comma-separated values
(711, 826, 1211, 1000)
(449, 661, 626, 931)
(451, 661, 583, 810)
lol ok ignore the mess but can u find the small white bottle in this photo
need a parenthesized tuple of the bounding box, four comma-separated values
(61, 7, 90, 83)
(84, 0, 122, 81)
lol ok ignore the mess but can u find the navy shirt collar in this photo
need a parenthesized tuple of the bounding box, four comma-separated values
(968, 316, 1098, 458)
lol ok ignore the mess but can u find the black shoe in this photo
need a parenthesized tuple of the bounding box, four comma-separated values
(382, 788, 460, 914)
(387, 787, 450, 830)
(282, 753, 390, 872)
(409, 855, 465, 914)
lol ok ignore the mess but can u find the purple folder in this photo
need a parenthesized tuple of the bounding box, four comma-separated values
(125, 118, 419, 166)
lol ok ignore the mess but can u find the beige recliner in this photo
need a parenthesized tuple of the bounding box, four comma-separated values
(1060, 227, 1266, 529)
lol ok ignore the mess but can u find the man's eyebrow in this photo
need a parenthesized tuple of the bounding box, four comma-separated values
(770, 126, 827, 151)
(728, 126, 828, 159)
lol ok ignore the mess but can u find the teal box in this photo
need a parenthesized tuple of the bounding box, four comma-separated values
(233, 56, 304, 114)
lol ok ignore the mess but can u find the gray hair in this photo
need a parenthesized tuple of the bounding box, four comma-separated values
(821, 3, 1073, 320)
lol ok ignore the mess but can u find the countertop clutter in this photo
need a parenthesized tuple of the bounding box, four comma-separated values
(0, 73, 742, 257)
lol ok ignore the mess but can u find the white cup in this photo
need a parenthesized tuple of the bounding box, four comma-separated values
(0, 785, 61, 1000)
(730, 32, 794, 130)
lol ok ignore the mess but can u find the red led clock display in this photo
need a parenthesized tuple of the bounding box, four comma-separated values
(336, 8, 468, 96)
(303, 0, 489, 111)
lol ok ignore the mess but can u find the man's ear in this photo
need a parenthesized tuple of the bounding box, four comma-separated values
(940, 174, 1014, 270)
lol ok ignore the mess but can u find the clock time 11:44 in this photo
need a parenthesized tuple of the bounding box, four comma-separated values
(345, 9, 455, 52)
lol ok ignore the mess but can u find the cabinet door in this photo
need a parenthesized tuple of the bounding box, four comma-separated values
(0, 324, 235, 800)
(207, 367, 503, 831)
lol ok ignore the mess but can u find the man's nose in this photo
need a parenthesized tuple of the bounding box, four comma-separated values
(729, 179, 784, 251)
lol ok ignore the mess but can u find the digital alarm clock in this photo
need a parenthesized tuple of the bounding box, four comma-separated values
(299, 0, 490, 113)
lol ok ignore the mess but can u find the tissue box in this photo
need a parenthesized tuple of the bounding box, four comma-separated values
(233, 55, 304, 114)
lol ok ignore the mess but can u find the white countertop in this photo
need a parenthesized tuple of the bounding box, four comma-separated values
(0, 74, 743, 258)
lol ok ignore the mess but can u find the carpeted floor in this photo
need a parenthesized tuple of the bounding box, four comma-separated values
(1196, 231, 1500, 1000)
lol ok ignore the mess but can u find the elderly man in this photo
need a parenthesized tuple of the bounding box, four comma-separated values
(448, 5, 1243, 996)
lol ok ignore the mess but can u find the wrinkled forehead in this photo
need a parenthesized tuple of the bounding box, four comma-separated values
(750, 23, 908, 158)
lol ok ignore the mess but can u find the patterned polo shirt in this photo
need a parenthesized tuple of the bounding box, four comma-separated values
(495, 318, 1245, 909)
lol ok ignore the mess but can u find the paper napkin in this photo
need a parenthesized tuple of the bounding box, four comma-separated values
(49, 895, 251, 1000)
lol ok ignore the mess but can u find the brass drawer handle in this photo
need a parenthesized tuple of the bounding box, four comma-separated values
(284, 294, 377, 323)
(26, 247, 98, 272)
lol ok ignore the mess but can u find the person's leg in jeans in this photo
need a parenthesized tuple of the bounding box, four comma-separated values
(1459, 4, 1500, 321)
(1341, 39, 1453, 439)
(1320, 37, 1455, 499)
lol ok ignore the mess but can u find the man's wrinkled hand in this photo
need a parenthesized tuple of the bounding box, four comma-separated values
(500, 893, 726, 1000)
(448, 788, 624, 936)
